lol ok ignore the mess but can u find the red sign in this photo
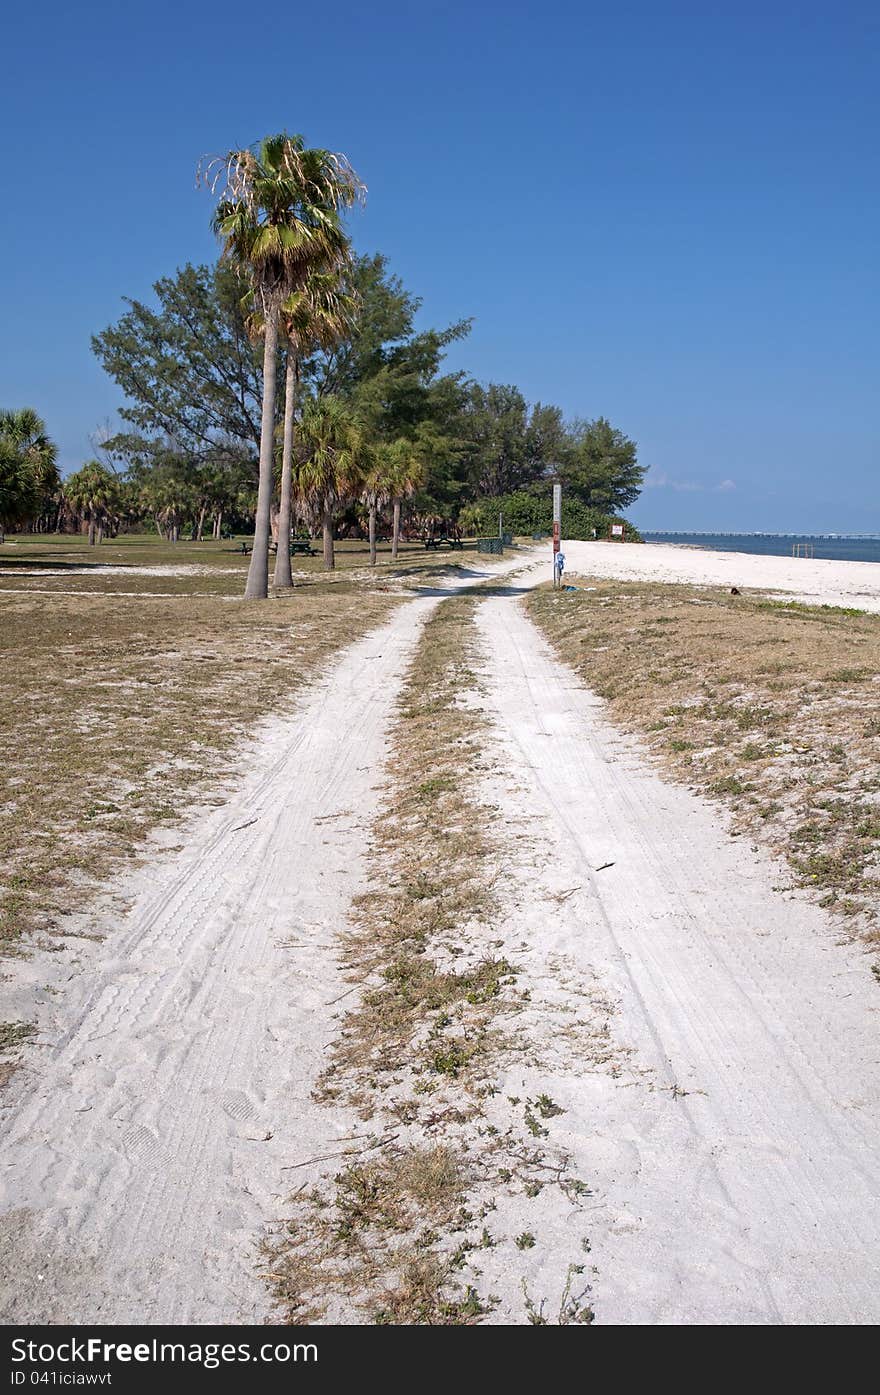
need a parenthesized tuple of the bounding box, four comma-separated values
(553, 520, 560, 553)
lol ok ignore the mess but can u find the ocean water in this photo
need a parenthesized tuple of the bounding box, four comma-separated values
(642, 532, 880, 564)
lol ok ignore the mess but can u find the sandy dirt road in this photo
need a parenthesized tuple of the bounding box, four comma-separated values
(0, 592, 448, 1323)
(474, 588, 880, 1324)
(2, 549, 879, 1324)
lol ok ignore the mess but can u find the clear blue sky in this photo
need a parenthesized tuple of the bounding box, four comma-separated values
(2, 0, 877, 530)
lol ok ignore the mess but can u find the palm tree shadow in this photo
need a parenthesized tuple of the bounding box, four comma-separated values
(389, 563, 488, 581)
(0, 556, 111, 572)
(410, 581, 534, 597)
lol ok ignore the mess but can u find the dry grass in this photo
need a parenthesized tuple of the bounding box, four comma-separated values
(264, 1144, 488, 1326)
(528, 581, 880, 950)
(0, 533, 485, 597)
(0, 581, 400, 952)
(321, 596, 518, 1109)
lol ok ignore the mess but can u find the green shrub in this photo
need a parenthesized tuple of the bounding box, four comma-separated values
(460, 492, 641, 542)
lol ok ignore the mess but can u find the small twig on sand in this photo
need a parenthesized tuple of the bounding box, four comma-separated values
(281, 1131, 399, 1171)
(551, 886, 582, 903)
(326, 984, 360, 1005)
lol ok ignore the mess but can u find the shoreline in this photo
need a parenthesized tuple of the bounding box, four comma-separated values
(558, 539, 880, 613)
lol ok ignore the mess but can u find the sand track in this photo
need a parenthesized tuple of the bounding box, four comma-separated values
(475, 591, 880, 1323)
(0, 597, 440, 1323)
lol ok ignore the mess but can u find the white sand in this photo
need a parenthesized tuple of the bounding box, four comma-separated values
(470, 581, 880, 1323)
(2, 545, 879, 1324)
(557, 540, 880, 613)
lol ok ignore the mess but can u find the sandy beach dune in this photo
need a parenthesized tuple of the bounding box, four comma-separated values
(558, 539, 880, 613)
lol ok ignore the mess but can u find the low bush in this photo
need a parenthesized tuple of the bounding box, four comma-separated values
(460, 492, 641, 541)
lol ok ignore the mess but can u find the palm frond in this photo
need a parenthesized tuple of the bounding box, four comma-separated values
(200, 134, 365, 294)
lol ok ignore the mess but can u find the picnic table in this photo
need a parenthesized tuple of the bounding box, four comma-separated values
(268, 539, 316, 556)
(424, 532, 463, 551)
(238, 538, 316, 557)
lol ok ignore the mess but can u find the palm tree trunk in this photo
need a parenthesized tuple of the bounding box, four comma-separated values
(245, 308, 280, 600)
(88, 514, 96, 546)
(273, 353, 298, 589)
(392, 498, 401, 559)
(322, 504, 335, 570)
(369, 503, 377, 566)
(214, 510, 222, 541)
(195, 505, 207, 542)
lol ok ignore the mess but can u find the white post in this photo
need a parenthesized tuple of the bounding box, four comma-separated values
(552, 482, 562, 588)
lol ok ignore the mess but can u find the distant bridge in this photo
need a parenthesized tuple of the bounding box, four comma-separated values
(642, 531, 880, 541)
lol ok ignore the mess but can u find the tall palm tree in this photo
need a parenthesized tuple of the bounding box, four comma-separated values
(294, 397, 368, 570)
(274, 270, 357, 588)
(201, 133, 365, 600)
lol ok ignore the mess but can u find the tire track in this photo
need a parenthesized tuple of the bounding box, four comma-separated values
(0, 597, 438, 1323)
(474, 591, 880, 1324)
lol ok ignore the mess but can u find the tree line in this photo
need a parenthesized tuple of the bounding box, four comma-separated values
(2, 133, 644, 593)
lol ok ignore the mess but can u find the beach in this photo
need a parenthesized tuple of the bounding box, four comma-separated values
(559, 539, 880, 613)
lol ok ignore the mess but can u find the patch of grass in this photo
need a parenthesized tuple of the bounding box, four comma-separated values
(710, 776, 747, 797)
(416, 775, 456, 799)
(740, 743, 766, 761)
(264, 1144, 478, 1324)
(825, 668, 871, 683)
(0, 1021, 35, 1052)
(0, 533, 484, 598)
(533, 1092, 564, 1119)
(522, 1265, 595, 1326)
(319, 597, 517, 1099)
(429, 1043, 471, 1079)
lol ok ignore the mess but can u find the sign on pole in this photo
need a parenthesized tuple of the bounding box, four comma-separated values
(552, 483, 562, 587)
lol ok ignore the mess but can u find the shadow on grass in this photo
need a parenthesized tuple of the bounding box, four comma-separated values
(411, 582, 534, 598)
(0, 556, 110, 572)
